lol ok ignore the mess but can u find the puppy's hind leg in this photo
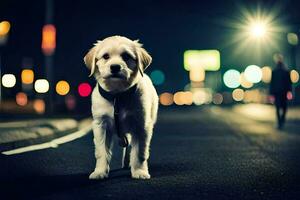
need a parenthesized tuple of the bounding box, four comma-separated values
(89, 120, 113, 180)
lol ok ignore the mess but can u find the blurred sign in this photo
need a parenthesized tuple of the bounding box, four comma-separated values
(184, 50, 220, 71)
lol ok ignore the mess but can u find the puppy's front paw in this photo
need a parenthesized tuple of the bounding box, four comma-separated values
(131, 169, 151, 179)
(89, 170, 109, 180)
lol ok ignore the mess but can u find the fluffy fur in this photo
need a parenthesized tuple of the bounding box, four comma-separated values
(84, 36, 158, 179)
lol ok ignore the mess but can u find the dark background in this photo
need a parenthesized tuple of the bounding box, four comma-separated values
(1, 0, 300, 114)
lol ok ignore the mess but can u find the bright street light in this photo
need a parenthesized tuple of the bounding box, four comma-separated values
(249, 21, 267, 38)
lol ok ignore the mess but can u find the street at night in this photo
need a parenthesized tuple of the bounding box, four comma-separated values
(1, 0, 300, 199)
(1, 107, 300, 199)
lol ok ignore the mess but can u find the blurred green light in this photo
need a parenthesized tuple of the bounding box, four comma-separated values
(287, 33, 298, 46)
(150, 70, 165, 85)
(223, 69, 240, 89)
(184, 50, 220, 71)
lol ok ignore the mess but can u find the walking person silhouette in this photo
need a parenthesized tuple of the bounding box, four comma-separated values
(270, 54, 292, 129)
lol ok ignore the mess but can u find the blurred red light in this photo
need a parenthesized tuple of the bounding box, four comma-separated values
(287, 91, 293, 100)
(78, 83, 92, 97)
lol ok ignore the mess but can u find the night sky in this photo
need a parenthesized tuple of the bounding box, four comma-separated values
(1, 0, 300, 94)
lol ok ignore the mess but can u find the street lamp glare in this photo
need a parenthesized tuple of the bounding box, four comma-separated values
(250, 22, 267, 38)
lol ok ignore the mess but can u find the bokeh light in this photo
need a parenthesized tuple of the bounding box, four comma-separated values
(2, 74, 16, 88)
(239, 72, 253, 88)
(0, 21, 11, 36)
(150, 70, 165, 85)
(184, 50, 220, 71)
(287, 33, 298, 46)
(34, 79, 49, 93)
(287, 91, 293, 100)
(16, 92, 28, 106)
(243, 89, 262, 103)
(42, 24, 56, 56)
(65, 95, 76, 110)
(1, 74, 16, 88)
(189, 67, 205, 82)
(78, 83, 92, 97)
(193, 90, 207, 105)
(56, 80, 70, 96)
(159, 92, 173, 106)
(290, 70, 299, 84)
(212, 93, 223, 105)
(182, 91, 193, 105)
(261, 66, 272, 83)
(33, 99, 45, 114)
(244, 65, 262, 83)
(173, 91, 185, 105)
(232, 88, 244, 101)
(21, 69, 34, 84)
(223, 69, 240, 88)
(174, 91, 193, 105)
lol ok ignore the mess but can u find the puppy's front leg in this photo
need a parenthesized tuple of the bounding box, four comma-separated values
(130, 125, 153, 179)
(89, 120, 113, 179)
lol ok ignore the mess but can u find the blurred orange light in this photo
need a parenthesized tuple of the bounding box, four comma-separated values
(243, 89, 262, 103)
(240, 73, 253, 88)
(33, 99, 45, 114)
(232, 88, 244, 101)
(42, 24, 56, 56)
(290, 70, 299, 83)
(261, 66, 272, 83)
(56, 80, 70, 96)
(173, 91, 185, 105)
(16, 92, 28, 106)
(182, 91, 193, 105)
(159, 92, 174, 106)
(0, 21, 11, 36)
(21, 69, 34, 84)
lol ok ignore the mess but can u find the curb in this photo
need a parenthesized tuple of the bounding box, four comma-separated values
(0, 119, 79, 152)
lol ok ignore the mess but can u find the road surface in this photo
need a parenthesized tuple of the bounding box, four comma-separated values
(1, 106, 300, 200)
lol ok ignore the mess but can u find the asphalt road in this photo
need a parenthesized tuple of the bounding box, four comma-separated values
(1, 107, 300, 200)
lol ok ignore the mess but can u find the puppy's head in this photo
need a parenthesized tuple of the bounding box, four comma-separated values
(84, 36, 152, 93)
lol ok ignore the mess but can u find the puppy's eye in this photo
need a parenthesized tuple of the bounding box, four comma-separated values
(103, 53, 110, 60)
(121, 52, 132, 61)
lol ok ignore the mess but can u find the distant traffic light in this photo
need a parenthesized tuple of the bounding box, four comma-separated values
(42, 24, 56, 56)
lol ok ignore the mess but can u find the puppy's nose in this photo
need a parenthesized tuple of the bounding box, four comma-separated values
(110, 64, 121, 74)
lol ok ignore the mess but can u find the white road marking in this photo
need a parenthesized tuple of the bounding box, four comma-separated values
(2, 124, 92, 155)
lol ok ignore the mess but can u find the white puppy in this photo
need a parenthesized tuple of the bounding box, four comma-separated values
(84, 36, 158, 179)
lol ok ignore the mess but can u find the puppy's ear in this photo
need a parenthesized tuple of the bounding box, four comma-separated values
(84, 42, 100, 77)
(136, 46, 152, 76)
